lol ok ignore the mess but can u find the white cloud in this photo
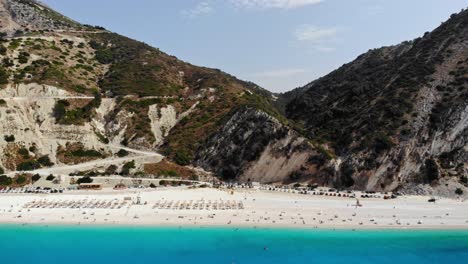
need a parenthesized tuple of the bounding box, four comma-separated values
(230, 0, 323, 9)
(294, 24, 337, 42)
(292, 24, 338, 52)
(250, 68, 307, 78)
(182, 2, 214, 18)
(313, 46, 335, 52)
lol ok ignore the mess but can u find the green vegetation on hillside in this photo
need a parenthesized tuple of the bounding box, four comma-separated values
(285, 10, 468, 157)
(90, 33, 185, 97)
(53, 92, 101, 125)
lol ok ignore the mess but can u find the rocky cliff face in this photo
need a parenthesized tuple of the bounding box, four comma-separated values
(0, 0, 84, 36)
(195, 107, 338, 185)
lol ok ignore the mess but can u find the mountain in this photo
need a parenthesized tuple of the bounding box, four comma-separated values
(0, 0, 305, 184)
(0, 0, 465, 196)
(281, 9, 468, 195)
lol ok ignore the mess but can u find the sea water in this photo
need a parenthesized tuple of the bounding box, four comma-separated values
(1, 225, 467, 264)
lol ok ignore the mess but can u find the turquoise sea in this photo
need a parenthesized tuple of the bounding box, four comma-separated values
(1, 225, 468, 264)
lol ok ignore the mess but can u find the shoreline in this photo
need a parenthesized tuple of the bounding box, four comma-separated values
(2, 221, 468, 231)
(1, 188, 467, 230)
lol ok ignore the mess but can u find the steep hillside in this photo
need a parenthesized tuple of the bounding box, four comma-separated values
(0, 0, 310, 183)
(282, 9, 468, 195)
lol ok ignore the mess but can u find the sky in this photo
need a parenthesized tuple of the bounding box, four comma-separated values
(41, 0, 468, 93)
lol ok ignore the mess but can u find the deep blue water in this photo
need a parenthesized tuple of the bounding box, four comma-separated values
(1, 225, 468, 264)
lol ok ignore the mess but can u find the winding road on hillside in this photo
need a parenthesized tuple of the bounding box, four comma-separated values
(30, 152, 163, 177)
(15, 144, 164, 177)
(2, 94, 167, 177)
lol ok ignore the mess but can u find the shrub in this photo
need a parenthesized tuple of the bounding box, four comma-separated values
(0, 166, 4, 174)
(54, 93, 101, 125)
(32, 174, 41, 182)
(455, 188, 463, 195)
(53, 100, 68, 122)
(0, 66, 6, 85)
(121, 160, 136, 175)
(0, 175, 12, 186)
(15, 175, 27, 185)
(461, 176, 468, 185)
(17, 52, 30, 64)
(149, 183, 157, 188)
(8, 39, 21, 49)
(117, 149, 129, 157)
(2, 57, 13, 67)
(104, 165, 118, 175)
(76, 176, 93, 184)
(174, 149, 192, 166)
(95, 131, 109, 144)
(159, 180, 168, 186)
(18, 147, 30, 158)
(38, 155, 54, 167)
(17, 160, 40, 171)
(167, 170, 178, 177)
(46, 175, 55, 181)
(71, 149, 102, 157)
(73, 85, 87, 93)
(95, 49, 113, 64)
(4, 135, 14, 142)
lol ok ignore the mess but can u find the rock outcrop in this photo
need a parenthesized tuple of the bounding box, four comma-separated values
(195, 107, 337, 184)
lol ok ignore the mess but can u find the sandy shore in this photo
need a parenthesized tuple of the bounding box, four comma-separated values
(1, 187, 467, 229)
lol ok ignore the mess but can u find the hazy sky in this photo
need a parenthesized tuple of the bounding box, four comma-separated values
(41, 0, 468, 93)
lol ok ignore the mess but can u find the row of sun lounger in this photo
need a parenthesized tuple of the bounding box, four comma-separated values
(22, 199, 244, 210)
(152, 200, 244, 210)
(22, 199, 129, 210)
